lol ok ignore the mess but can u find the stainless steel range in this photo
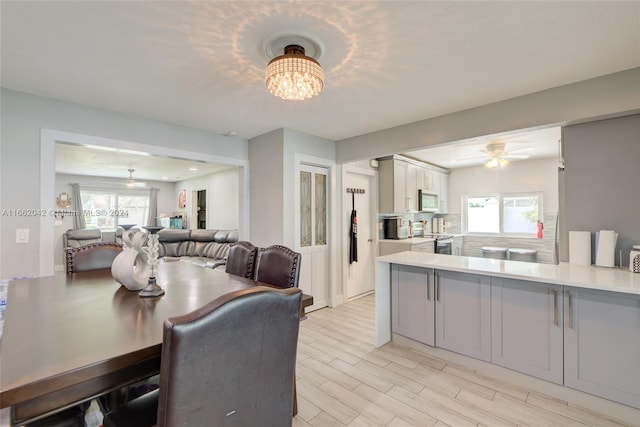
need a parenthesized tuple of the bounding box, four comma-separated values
(423, 234, 454, 254)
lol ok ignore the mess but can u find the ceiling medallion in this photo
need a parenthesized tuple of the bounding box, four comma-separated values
(265, 36, 324, 101)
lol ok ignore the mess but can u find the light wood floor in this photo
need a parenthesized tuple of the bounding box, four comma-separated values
(293, 294, 638, 427)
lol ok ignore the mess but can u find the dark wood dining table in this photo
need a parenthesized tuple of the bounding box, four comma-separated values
(0, 262, 312, 425)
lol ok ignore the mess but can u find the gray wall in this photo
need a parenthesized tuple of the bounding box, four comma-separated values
(337, 68, 640, 163)
(248, 129, 285, 248)
(248, 127, 336, 248)
(559, 114, 640, 266)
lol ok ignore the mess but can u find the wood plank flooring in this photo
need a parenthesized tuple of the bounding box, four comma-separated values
(3, 292, 636, 427)
(293, 294, 637, 427)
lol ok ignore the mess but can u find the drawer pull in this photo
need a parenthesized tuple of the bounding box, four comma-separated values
(552, 289, 558, 326)
(567, 290, 573, 329)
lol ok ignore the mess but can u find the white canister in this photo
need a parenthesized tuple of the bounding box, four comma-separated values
(630, 245, 640, 273)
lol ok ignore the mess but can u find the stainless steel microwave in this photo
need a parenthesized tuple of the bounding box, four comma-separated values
(418, 189, 439, 212)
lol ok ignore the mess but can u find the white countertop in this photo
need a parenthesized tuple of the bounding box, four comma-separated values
(379, 237, 435, 244)
(377, 251, 640, 295)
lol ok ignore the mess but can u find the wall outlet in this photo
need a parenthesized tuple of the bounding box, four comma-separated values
(16, 228, 29, 244)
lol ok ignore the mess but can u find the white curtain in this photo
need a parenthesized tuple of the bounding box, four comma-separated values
(71, 183, 86, 229)
(147, 188, 159, 226)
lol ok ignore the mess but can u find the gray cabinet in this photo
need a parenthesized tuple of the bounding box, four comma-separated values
(435, 271, 491, 361)
(438, 172, 449, 213)
(379, 158, 416, 213)
(491, 278, 563, 384)
(378, 156, 449, 214)
(379, 241, 411, 256)
(564, 287, 640, 409)
(452, 236, 463, 256)
(391, 265, 435, 346)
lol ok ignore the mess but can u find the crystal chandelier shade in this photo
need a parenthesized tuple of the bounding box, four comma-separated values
(265, 45, 324, 100)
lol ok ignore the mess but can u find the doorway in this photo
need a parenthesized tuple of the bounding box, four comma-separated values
(344, 169, 375, 300)
(196, 189, 206, 229)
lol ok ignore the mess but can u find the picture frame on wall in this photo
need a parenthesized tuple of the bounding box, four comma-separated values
(178, 189, 186, 208)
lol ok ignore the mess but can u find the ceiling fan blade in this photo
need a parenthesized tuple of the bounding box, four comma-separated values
(454, 154, 489, 161)
(506, 146, 534, 153)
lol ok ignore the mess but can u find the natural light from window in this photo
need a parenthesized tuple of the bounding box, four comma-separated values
(465, 192, 542, 236)
(81, 190, 150, 231)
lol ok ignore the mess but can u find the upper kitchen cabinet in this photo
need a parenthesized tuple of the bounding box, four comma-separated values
(378, 155, 450, 214)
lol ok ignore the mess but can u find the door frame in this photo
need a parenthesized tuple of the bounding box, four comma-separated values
(340, 164, 378, 305)
(294, 154, 337, 308)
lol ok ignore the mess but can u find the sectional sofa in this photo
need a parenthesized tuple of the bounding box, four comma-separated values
(157, 229, 238, 268)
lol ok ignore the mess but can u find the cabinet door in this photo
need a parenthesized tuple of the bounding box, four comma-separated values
(393, 160, 408, 212)
(564, 288, 640, 409)
(452, 237, 463, 256)
(439, 173, 449, 213)
(405, 163, 417, 212)
(435, 271, 491, 361)
(379, 242, 411, 256)
(491, 278, 563, 384)
(411, 242, 434, 253)
(417, 168, 433, 191)
(391, 265, 435, 346)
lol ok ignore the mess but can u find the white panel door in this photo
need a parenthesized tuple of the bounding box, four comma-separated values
(345, 172, 373, 299)
(296, 164, 329, 311)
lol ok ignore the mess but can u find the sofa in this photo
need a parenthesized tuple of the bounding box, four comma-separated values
(63, 228, 124, 248)
(157, 229, 238, 268)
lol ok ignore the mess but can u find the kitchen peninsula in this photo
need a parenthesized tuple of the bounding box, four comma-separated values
(376, 251, 640, 413)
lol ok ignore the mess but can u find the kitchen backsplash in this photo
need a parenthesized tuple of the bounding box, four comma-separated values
(440, 212, 557, 264)
(379, 212, 558, 264)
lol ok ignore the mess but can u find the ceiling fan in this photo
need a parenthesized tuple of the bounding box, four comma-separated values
(459, 141, 532, 169)
(125, 168, 147, 188)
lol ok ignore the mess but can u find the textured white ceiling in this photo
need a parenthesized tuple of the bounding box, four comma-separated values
(2, 1, 639, 171)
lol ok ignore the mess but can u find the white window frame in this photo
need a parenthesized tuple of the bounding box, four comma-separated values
(80, 188, 150, 231)
(463, 191, 543, 237)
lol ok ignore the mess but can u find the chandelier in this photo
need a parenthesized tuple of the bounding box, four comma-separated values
(265, 44, 324, 100)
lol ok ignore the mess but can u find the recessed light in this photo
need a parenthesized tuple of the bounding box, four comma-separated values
(189, 167, 198, 172)
(162, 176, 169, 180)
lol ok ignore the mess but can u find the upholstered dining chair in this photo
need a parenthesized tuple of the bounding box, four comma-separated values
(225, 241, 258, 279)
(65, 242, 123, 273)
(102, 286, 303, 427)
(254, 245, 301, 288)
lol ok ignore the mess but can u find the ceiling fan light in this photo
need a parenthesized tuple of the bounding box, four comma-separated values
(484, 157, 509, 169)
(485, 158, 500, 168)
(265, 45, 324, 100)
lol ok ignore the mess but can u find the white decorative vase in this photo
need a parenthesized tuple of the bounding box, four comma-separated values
(111, 230, 150, 291)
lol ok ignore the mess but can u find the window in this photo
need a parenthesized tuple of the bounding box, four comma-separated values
(81, 190, 150, 231)
(464, 192, 542, 236)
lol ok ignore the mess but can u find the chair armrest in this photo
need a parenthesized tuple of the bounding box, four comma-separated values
(206, 260, 226, 270)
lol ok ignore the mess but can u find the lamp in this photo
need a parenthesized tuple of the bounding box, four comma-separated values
(265, 44, 324, 100)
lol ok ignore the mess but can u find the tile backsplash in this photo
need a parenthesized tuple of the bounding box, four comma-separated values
(440, 212, 557, 264)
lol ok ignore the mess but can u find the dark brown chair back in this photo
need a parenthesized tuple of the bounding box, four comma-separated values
(159, 286, 302, 426)
(225, 241, 258, 279)
(254, 245, 301, 288)
(65, 242, 123, 273)
(103, 286, 302, 427)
